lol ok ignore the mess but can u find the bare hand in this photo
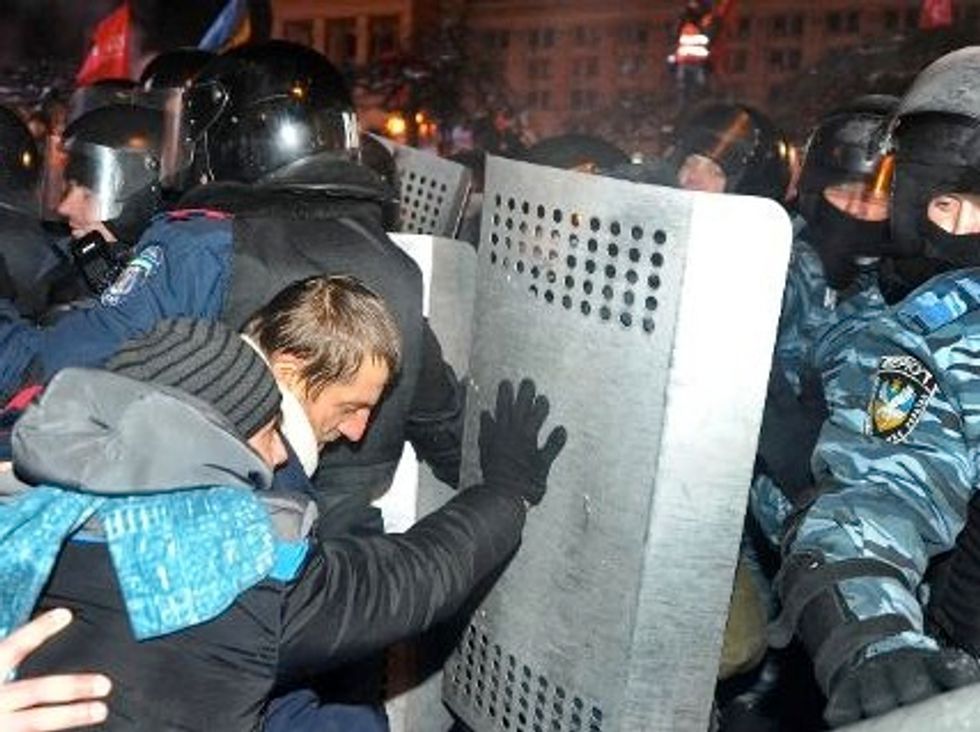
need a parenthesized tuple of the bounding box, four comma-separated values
(0, 608, 111, 731)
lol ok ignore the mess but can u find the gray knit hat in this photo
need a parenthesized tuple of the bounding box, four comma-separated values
(106, 318, 281, 439)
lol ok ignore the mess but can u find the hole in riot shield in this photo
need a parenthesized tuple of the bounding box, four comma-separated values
(585, 260, 596, 274)
(553, 209, 562, 223)
(517, 261, 525, 273)
(522, 200, 530, 214)
(646, 296, 657, 311)
(643, 317, 655, 333)
(537, 205, 546, 218)
(599, 306, 610, 320)
(654, 229, 667, 245)
(623, 291, 635, 305)
(508, 197, 516, 210)
(569, 234, 579, 248)
(626, 269, 638, 284)
(628, 247, 640, 262)
(566, 255, 577, 268)
(490, 252, 498, 264)
(564, 275, 574, 289)
(620, 312, 633, 327)
(651, 252, 664, 268)
(631, 225, 643, 240)
(545, 290, 554, 303)
(589, 216, 601, 232)
(610, 221, 621, 236)
(607, 243, 618, 257)
(587, 238, 598, 252)
(604, 264, 616, 279)
(562, 295, 572, 309)
(571, 212, 581, 227)
(601, 285, 613, 300)
(648, 274, 660, 289)
(531, 266, 540, 279)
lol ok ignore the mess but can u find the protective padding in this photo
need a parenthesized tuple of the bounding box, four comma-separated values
(443, 156, 792, 732)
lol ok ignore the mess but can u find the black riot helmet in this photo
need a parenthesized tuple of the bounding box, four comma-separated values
(669, 103, 792, 200)
(0, 106, 39, 197)
(140, 48, 215, 91)
(870, 47, 980, 302)
(889, 48, 980, 265)
(55, 104, 164, 245)
(171, 40, 359, 185)
(524, 133, 630, 173)
(797, 95, 898, 222)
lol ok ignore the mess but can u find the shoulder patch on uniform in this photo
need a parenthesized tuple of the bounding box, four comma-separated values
(896, 275, 980, 334)
(867, 354, 937, 443)
(101, 246, 163, 307)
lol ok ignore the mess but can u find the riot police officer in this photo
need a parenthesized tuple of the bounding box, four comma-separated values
(752, 95, 898, 543)
(771, 47, 980, 727)
(36, 103, 165, 308)
(169, 40, 463, 507)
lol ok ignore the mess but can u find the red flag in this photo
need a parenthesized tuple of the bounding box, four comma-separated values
(76, 3, 132, 86)
(920, 0, 954, 29)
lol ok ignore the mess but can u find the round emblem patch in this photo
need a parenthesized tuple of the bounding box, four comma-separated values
(868, 354, 937, 443)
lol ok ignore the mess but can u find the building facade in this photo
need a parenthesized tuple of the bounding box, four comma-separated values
(464, 0, 980, 148)
(270, 0, 980, 152)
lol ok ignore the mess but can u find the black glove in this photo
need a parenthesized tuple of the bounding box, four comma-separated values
(479, 378, 567, 506)
(824, 646, 980, 727)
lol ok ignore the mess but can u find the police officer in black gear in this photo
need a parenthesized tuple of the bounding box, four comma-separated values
(174, 39, 464, 515)
(796, 95, 898, 291)
(0, 105, 48, 316)
(140, 47, 216, 91)
(667, 103, 792, 200)
(38, 103, 164, 308)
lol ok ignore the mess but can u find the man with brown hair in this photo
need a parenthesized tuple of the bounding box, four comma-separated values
(244, 275, 402, 453)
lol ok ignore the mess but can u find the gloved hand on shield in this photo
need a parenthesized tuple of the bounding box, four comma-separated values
(824, 645, 980, 727)
(479, 378, 567, 507)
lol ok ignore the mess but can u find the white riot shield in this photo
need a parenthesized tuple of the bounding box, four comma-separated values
(378, 234, 478, 732)
(375, 136, 472, 237)
(442, 156, 792, 732)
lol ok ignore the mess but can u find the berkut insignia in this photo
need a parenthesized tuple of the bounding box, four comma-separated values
(868, 354, 937, 443)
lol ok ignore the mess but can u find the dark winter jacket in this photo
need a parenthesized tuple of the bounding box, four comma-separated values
(9, 368, 526, 731)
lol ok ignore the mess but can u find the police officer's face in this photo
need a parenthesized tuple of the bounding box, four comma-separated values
(275, 356, 390, 448)
(247, 415, 288, 469)
(823, 181, 889, 222)
(927, 193, 980, 235)
(677, 154, 727, 193)
(57, 181, 116, 242)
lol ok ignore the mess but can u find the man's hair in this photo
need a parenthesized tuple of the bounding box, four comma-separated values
(244, 275, 401, 397)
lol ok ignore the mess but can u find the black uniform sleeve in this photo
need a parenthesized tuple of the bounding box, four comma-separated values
(755, 361, 828, 506)
(277, 485, 525, 683)
(405, 320, 465, 488)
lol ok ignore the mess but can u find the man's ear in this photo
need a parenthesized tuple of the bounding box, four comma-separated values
(269, 353, 305, 389)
